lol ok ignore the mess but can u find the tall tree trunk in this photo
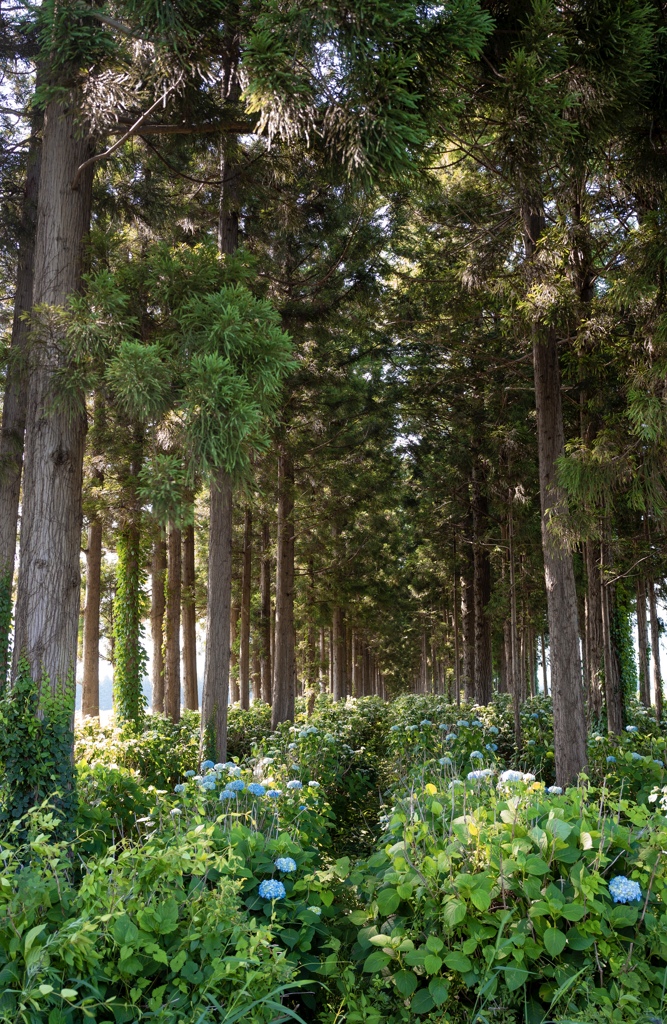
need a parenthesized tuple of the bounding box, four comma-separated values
(201, 470, 232, 761)
(508, 491, 522, 749)
(332, 605, 345, 701)
(259, 520, 272, 703)
(524, 205, 586, 784)
(272, 449, 295, 727)
(648, 578, 662, 723)
(164, 521, 181, 723)
(239, 506, 252, 709)
(319, 625, 326, 691)
(601, 577, 623, 735)
(541, 634, 548, 695)
(452, 549, 461, 702)
(472, 480, 492, 705)
(585, 541, 604, 722)
(0, 114, 42, 680)
(461, 544, 475, 701)
(637, 576, 650, 708)
(12, 100, 94, 695)
(229, 601, 240, 704)
(151, 533, 167, 713)
(182, 522, 198, 711)
(81, 519, 102, 718)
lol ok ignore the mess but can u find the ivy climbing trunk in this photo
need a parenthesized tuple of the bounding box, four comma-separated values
(0, 114, 42, 682)
(113, 524, 146, 724)
(585, 541, 604, 722)
(81, 519, 102, 718)
(239, 506, 252, 709)
(259, 519, 272, 703)
(164, 521, 181, 723)
(12, 98, 94, 697)
(637, 576, 650, 708)
(524, 203, 587, 785)
(151, 533, 167, 714)
(332, 605, 346, 701)
(201, 470, 232, 761)
(272, 448, 295, 728)
(182, 522, 198, 711)
(649, 578, 662, 724)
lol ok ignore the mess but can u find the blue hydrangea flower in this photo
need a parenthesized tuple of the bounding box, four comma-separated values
(626, 725, 638, 733)
(228, 779, 245, 791)
(390, 725, 401, 732)
(288, 742, 298, 750)
(308, 905, 322, 915)
(247, 783, 266, 797)
(449, 779, 463, 789)
(457, 720, 469, 728)
(631, 752, 643, 761)
(214, 763, 225, 770)
(471, 720, 483, 727)
(487, 726, 499, 735)
(447, 733, 457, 742)
(485, 743, 498, 752)
(299, 804, 307, 810)
(467, 768, 495, 781)
(420, 719, 432, 727)
(546, 786, 563, 795)
(406, 725, 418, 732)
(287, 780, 303, 790)
(530, 713, 540, 720)
(606, 755, 616, 764)
(274, 857, 297, 873)
(226, 765, 242, 777)
(201, 760, 215, 770)
(654, 759, 664, 768)
(526, 739, 536, 746)
(438, 723, 448, 731)
(258, 879, 286, 900)
(470, 751, 484, 760)
(267, 789, 282, 798)
(438, 756, 452, 766)
(308, 781, 320, 788)
(174, 783, 186, 793)
(199, 776, 217, 791)
(499, 770, 523, 784)
(220, 790, 235, 801)
(184, 770, 196, 778)
(608, 876, 642, 903)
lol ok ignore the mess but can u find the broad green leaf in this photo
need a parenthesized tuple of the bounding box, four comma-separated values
(112, 915, 139, 946)
(546, 817, 573, 841)
(566, 929, 594, 950)
(610, 905, 638, 929)
(543, 928, 567, 957)
(397, 883, 413, 900)
(559, 904, 586, 922)
(470, 889, 491, 912)
(170, 950, 187, 973)
(524, 856, 549, 876)
(529, 901, 551, 918)
(442, 899, 467, 928)
(363, 950, 391, 973)
(505, 966, 529, 991)
(24, 924, 46, 954)
(444, 951, 472, 973)
(426, 936, 444, 953)
(393, 970, 417, 997)
(424, 954, 442, 975)
(377, 888, 400, 916)
(429, 977, 449, 1006)
(411, 988, 435, 1014)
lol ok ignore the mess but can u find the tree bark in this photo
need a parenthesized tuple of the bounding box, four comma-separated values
(259, 519, 272, 703)
(461, 548, 475, 702)
(229, 600, 240, 703)
(637, 575, 650, 708)
(472, 479, 492, 705)
(272, 449, 295, 727)
(151, 533, 167, 713)
(12, 100, 94, 695)
(201, 469, 232, 760)
(182, 522, 198, 711)
(332, 605, 346, 701)
(649, 578, 662, 723)
(239, 506, 252, 709)
(164, 521, 181, 722)
(601, 577, 623, 735)
(0, 113, 42, 679)
(524, 204, 587, 785)
(585, 541, 604, 722)
(81, 519, 102, 718)
(508, 496, 522, 749)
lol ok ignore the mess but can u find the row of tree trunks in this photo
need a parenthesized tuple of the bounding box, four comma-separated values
(271, 448, 295, 728)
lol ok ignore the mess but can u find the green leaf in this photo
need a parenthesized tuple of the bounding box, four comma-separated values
(610, 905, 639, 929)
(529, 901, 551, 918)
(59, 989, 78, 1000)
(525, 856, 550, 876)
(566, 929, 594, 950)
(112, 915, 139, 946)
(444, 951, 472, 973)
(393, 970, 418, 997)
(24, 924, 46, 954)
(424, 954, 443, 975)
(428, 977, 449, 1006)
(505, 967, 529, 992)
(543, 928, 567, 957)
(470, 888, 491, 911)
(425, 936, 444, 953)
(559, 903, 587, 922)
(546, 817, 573, 841)
(377, 888, 400, 915)
(397, 883, 413, 900)
(411, 988, 435, 1014)
(170, 950, 187, 973)
(442, 899, 467, 928)
(363, 950, 391, 973)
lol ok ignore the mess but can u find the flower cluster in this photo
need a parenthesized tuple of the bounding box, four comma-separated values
(258, 879, 286, 901)
(274, 857, 297, 873)
(608, 875, 642, 904)
(467, 768, 495, 781)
